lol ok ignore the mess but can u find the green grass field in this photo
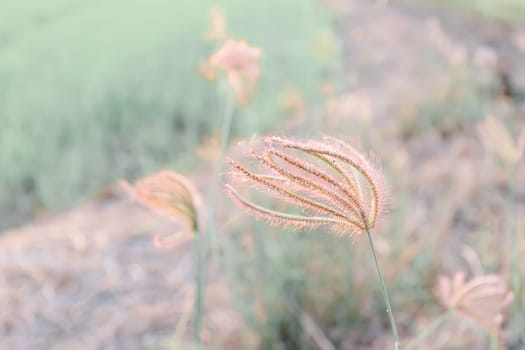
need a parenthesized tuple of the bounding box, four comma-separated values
(0, 0, 334, 227)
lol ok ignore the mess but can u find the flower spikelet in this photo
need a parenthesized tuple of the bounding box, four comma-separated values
(208, 39, 262, 106)
(121, 171, 201, 247)
(225, 136, 387, 239)
(433, 272, 514, 333)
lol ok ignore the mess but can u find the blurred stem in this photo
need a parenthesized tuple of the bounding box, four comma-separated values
(366, 229, 400, 350)
(208, 85, 235, 259)
(220, 93, 235, 151)
(193, 229, 203, 348)
(489, 332, 499, 350)
(508, 166, 521, 297)
(193, 84, 235, 347)
(405, 312, 450, 350)
(506, 164, 523, 339)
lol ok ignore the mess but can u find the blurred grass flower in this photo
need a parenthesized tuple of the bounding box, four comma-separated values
(279, 87, 307, 117)
(121, 171, 200, 247)
(207, 39, 262, 106)
(195, 135, 221, 162)
(205, 6, 228, 42)
(477, 116, 525, 166)
(122, 170, 206, 344)
(325, 91, 373, 127)
(426, 18, 467, 66)
(198, 61, 217, 81)
(434, 272, 514, 333)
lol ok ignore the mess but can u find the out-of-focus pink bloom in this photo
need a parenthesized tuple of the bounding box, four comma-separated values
(121, 171, 201, 248)
(208, 39, 262, 106)
(434, 272, 513, 333)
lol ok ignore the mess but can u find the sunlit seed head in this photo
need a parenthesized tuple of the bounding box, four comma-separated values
(225, 135, 387, 239)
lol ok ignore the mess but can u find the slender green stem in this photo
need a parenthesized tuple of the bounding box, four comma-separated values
(193, 230, 203, 348)
(193, 85, 236, 347)
(405, 312, 450, 350)
(506, 164, 523, 339)
(219, 90, 235, 151)
(509, 167, 521, 295)
(489, 332, 499, 350)
(366, 229, 400, 350)
(208, 86, 235, 259)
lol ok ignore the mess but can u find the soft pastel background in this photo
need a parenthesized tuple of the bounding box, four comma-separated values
(0, 0, 524, 349)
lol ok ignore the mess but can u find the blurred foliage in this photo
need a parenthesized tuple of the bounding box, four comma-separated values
(429, 0, 525, 22)
(0, 0, 334, 228)
(223, 204, 437, 348)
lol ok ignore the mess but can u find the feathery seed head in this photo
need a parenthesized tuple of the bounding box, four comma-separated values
(121, 171, 201, 246)
(225, 136, 387, 239)
(434, 272, 513, 333)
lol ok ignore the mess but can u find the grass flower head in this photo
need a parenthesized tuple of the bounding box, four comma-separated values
(225, 136, 387, 239)
(121, 171, 201, 247)
(226, 135, 400, 348)
(434, 272, 514, 333)
(208, 39, 261, 106)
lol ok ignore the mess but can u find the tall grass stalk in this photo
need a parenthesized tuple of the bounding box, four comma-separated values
(193, 229, 203, 348)
(508, 167, 520, 295)
(366, 229, 400, 350)
(506, 165, 523, 342)
(194, 85, 236, 347)
(489, 332, 499, 350)
(209, 86, 236, 258)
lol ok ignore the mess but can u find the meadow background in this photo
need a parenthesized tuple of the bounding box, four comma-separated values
(0, 0, 524, 349)
(0, 0, 333, 229)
